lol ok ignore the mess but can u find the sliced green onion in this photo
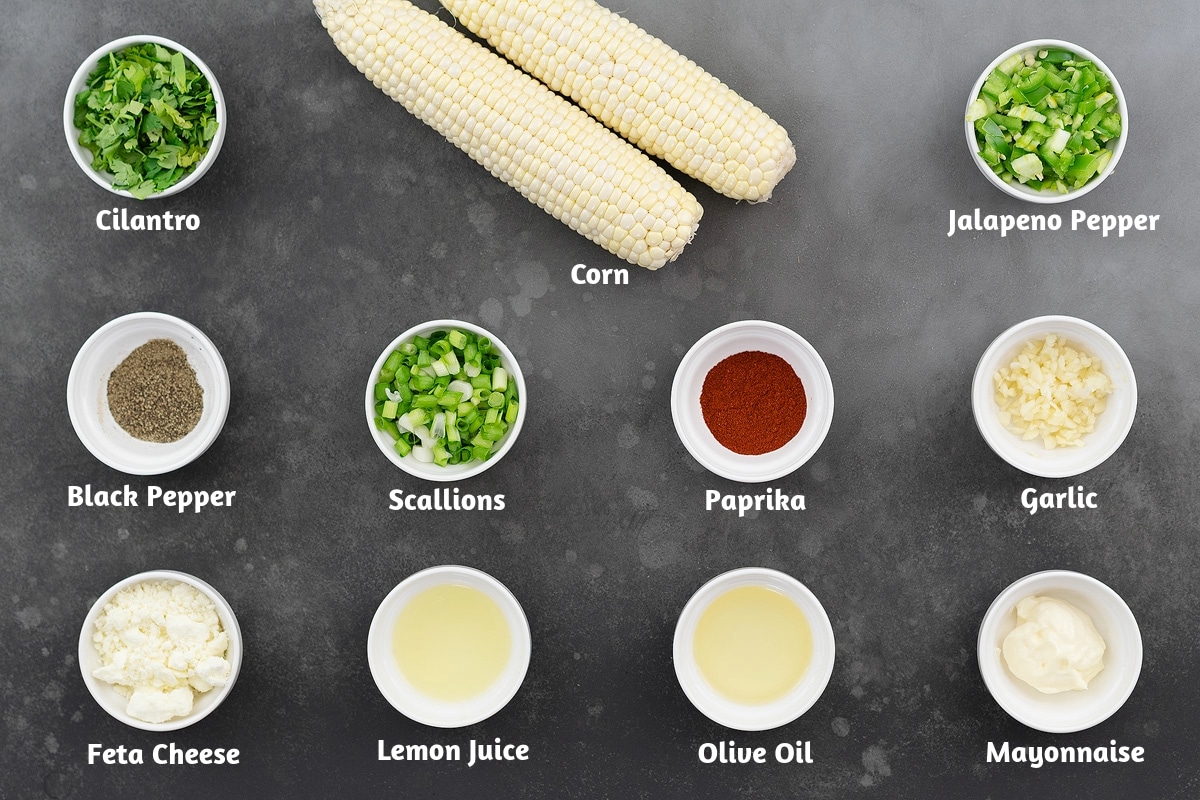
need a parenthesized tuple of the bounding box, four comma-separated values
(433, 445, 451, 467)
(374, 329, 519, 468)
(382, 350, 403, 374)
(481, 423, 506, 441)
(412, 395, 439, 410)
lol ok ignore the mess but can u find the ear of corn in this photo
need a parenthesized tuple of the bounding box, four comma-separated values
(313, 0, 701, 269)
(440, 0, 796, 203)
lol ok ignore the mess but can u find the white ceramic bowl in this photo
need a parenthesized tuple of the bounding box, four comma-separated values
(972, 315, 1135, 478)
(63, 35, 227, 199)
(965, 39, 1127, 203)
(671, 320, 834, 483)
(67, 312, 230, 475)
(674, 568, 835, 731)
(364, 320, 527, 482)
(367, 566, 531, 728)
(978, 570, 1142, 733)
(78, 570, 243, 732)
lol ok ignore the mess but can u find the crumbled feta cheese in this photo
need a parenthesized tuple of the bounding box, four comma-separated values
(92, 580, 231, 724)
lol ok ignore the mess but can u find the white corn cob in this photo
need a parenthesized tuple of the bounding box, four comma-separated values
(313, 0, 701, 269)
(440, 0, 796, 203)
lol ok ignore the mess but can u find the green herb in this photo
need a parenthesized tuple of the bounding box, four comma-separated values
(73, 43, 218, 199)
(373, 330, 519, 467)
(967, 48, 1121, 193)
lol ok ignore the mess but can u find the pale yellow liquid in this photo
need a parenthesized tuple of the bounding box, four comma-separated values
(693, 585, 813, 704)
(392, 584, 512, 702)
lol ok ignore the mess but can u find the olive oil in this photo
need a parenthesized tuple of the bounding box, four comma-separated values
(393, 583, 512, 701)
(693, 585, 812, 704)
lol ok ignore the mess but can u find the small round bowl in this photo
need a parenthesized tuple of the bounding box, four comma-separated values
(367, 565, 531, 728)
(972, 315, 1135, 478)
(67, 312, 231, 475)
(364, 320, 527, 482)
(673, 567, 835, 731)
(78, 570, 243, 732)
(978, 570, 1141, 733)
(671, 320, 834, 483)
(965, 39, 1127, 203)
(63, 35, 227, 199)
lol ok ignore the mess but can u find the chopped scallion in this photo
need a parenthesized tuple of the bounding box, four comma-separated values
(376, 328, 519, 468)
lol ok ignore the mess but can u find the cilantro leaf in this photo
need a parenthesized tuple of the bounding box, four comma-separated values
(72, 42, 218, 198)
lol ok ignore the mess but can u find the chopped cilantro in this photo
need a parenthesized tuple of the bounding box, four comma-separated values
(73, 43, 217, 199)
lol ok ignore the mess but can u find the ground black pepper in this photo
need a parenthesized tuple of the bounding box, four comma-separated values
(106, 339, 204, 443)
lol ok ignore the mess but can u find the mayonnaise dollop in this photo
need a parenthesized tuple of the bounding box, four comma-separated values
(1001, 595, 1106, 693)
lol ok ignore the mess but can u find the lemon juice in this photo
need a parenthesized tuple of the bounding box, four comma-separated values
(393, 583, 512, 702)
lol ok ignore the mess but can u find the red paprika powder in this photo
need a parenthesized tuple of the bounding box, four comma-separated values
(700, 351, 807, 455)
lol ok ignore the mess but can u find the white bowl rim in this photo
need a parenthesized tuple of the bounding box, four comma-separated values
(670, 319, 835, 483)
(366, 565, 532, 728)
(77, 569, 243, 732)
(977, 569, 1142, 733)
(363, 319, 527, 482)
(971, 314, 1136, 478)
(673, 567, 836, 731)
(964, 38, 1128, 204)
(63, 34, 227, 200)
(66, 311, 231, 475)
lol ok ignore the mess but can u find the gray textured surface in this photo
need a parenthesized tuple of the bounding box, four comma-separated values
(2, 0, 1199, 797)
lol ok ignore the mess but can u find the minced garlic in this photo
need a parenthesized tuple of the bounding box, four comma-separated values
(993, 334, 1112, 449)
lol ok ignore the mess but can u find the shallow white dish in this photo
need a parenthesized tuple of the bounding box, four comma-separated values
(78, 569, 243, 732)
(673, 567, 835, 731)
(972, 314, 1135, 478)
(63, 35, 227, 199)
(965, 39, 1127, 204)
(671, 320, 834, 483)
(367, 565, 531, 728)
(978, 570, 1141, 733)
(364, 320, 526, 482)
(67, 311, 230, 475)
